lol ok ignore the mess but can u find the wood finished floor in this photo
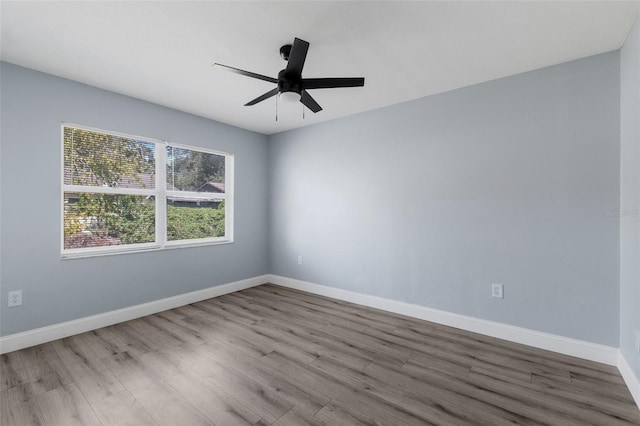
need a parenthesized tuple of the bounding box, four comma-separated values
(1, 284, 639, 426)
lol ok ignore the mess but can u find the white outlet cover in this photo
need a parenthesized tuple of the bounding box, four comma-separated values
(297, 255, 303, 265)
(635, 330, 640, 353)
(8, 290, 22, 307)
(491, 283, 504, 299)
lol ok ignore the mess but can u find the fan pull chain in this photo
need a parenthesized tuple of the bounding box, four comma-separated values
(275, 93, 279, 122)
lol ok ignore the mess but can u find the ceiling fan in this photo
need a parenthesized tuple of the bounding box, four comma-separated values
(213, 37, 365, 113)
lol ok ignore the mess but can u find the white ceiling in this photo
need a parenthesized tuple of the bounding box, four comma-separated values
(1, 1, 639, 135)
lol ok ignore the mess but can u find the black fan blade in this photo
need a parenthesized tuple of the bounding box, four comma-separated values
(300, 90, 322, 113)
(284, 38, 309, 77)
(213, 63, 278, 84)
(245, 88, 280, 106)
(302, 77, 365, 90)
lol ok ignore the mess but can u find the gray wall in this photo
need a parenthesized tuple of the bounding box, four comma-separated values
(269, 52, 621, 346)
(0, 62, 270, 336)
(620, 14, 640, 375)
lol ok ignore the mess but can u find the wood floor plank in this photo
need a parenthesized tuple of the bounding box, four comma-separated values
(139, 349, 262, 425)
(323, 322, 414, 363)
(207, 326, 275, 360)
(318, 387, 434, 426)
(273, 407, 324, 426)
(155, 308, 186, 322)
(171, 303, 206, 317)
(245, 286, 382, 328)
(20, 343, 74, 395)
(257, 284, 404, 328)
(255, 318, 371, 370)
(388, 325, 535, 381)
(205, 296, 266, 324)
(35, 383, 102, 426)
(165, 342, 295, 423)
(531, 374, 640, 420)
(193, 299, 257, 327)
(247, 286, 402, 333)
(312, 401, 373, 426)
(52, 336, 125, 404)
(126, 317, 192, 350)
(2, 284, 639, 425)
(1, 351, 29, 392)
(226, 291, 364, 333)
(142, 313, 209, 346)
(100, 351, 212, 426)
(531, 364, 572, 384)
(0, 383, 46, 426)
(429, 322, 622, 379)
(470, 363, 533, 384)
(396, 360, 587, 426)
(172, 314, 230, 343)
(76, 328, 126, 359)
(570, 369, 631, 394)
(261, 284, 429, 331)
(257, 316, 405, 370)
(103, 323, 156, 357)
(90, 389, 157, 426)
(262, 351, 356, 401)
(189, 302, 319, 365)
(204, 345, 330, 418)
(314, 352, 533, 425)
(467, 367, 638, 425)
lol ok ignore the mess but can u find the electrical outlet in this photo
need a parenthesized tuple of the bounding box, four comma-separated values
(297, 255, 303, 265)
(8, 290, 22, 307)
(491, 283, 503, 299)
(635, 330, 640, 353)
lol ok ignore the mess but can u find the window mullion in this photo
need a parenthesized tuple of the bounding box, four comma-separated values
(225, 154, 234, 242)
(165, 190, 226, 200)
(157, 143, 167, 247)
(62, 185, 155, 197)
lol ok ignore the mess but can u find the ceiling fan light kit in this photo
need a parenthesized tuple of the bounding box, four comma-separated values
(214, 37, 365, 116)
(279, 91, 301, 103)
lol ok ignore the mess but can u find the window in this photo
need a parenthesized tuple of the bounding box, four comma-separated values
(62, 124, 233, 258)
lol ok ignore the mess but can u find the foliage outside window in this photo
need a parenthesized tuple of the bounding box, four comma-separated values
(62, 125, 233, 257)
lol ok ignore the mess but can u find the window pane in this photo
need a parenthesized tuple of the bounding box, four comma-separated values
(166, 198, 225, 241)
(64, 193, 155, 249)
(166, 146, 225, 193)
(64, 127, 156, 188)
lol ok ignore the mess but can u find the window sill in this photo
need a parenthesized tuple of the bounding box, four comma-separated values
(61, 239, 233, 260)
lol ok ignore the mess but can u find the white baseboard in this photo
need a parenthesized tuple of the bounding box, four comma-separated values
(618, 351, 640, 408)
(0, 275, 268, 354)
(267, 274, 619, 366)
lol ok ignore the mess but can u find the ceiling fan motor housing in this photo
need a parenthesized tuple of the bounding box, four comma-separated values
(278, 69, 302, 95)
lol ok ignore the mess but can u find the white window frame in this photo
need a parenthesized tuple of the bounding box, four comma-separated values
(61, 123, 234, 259)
